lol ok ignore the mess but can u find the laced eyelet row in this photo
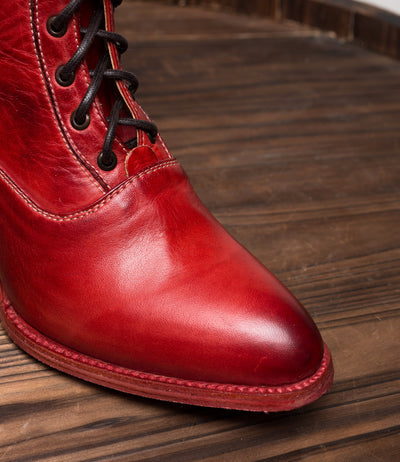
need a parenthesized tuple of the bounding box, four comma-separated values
(47, 16, 67, 38)
(71, 111, 90, 130)
(97, 151, 117, 171)
(51, 22, 114, 171)
(55, 65, 75, 87)
(46, 0, 158, 173)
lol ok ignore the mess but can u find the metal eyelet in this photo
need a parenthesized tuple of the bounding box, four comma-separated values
(55, 65, 75, 87)
(97, 152, 117, 171)
(47, 16, 67, 38)
(71, 111, 90, 131)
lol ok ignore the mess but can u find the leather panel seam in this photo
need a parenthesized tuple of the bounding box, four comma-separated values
(0, 159, 179, 222)
(31, 0, 110, 192)
(75, 13, 129, 156)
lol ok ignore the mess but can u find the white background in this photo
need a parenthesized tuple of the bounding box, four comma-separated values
(360, 0, 400, 15)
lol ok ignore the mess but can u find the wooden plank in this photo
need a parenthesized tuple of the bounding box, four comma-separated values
(153, 0, 400, 59)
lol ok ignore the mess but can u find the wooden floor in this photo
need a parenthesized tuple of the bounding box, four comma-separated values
(1, 1, 400, 460)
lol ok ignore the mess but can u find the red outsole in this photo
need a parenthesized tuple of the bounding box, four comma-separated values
(0, 297, 333, 412)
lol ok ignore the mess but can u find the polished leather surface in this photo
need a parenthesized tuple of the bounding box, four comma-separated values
(0, 0, 324, 386)
(0, 0, 171, 212)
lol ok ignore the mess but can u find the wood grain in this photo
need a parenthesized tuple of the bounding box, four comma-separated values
(155, 0, 400, 59)
(1, 1, 399, 460)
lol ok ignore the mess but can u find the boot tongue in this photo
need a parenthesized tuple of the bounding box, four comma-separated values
(78, 0, 171, 176)
(77, 0, 137, 147)
(102, 0, 157, 148)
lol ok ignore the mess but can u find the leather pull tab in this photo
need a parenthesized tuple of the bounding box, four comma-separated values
(125, 146, 158, 177)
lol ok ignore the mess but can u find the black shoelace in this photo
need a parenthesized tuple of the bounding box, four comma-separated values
(47, 0, 158, 171)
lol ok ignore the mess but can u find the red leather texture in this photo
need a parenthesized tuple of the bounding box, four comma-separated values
(0, 0, 171, 213)
(0, 160, 323, 386)
(0, 0, 329, 393)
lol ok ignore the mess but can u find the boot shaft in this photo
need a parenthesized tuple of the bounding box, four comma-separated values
(0, 0, 170, 213)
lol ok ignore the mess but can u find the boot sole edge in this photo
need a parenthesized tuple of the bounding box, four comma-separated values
(0, 298, 333, 412)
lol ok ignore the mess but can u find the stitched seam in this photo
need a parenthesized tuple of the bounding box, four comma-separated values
(76, 13, 128, 155)
(159, 134, 174, 160)
(3, 302, 330, 394)
(31, 2, 105, 193)
(34, 0, 109, 191)
(103, 1, 146, 147)
(29, 1, 104, 193)
(0, 160, 178, 222)
(103, 1, 171, 159)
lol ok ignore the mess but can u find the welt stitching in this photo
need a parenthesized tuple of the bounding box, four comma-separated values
(3, 302, 330, 394)
(0, 160, 178, 222)
(35, 0, 110, 191)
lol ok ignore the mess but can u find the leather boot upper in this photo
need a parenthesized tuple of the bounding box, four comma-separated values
(0, 0, 324, 387)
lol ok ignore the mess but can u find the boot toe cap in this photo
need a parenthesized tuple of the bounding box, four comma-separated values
(249, 311, 324, 386)
(214, 296, 324, 387)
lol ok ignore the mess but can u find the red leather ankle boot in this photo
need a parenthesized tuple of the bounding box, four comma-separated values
(0, 0, 333, 412)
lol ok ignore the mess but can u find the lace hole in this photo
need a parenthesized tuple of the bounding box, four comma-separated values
(47, 16, 67, 38)
(71, 111, 90, 130)
(55, 65, 75, 87)
(97, 152, 117, 171)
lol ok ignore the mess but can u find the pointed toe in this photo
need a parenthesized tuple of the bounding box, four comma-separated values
(249, 301, 324, 386)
